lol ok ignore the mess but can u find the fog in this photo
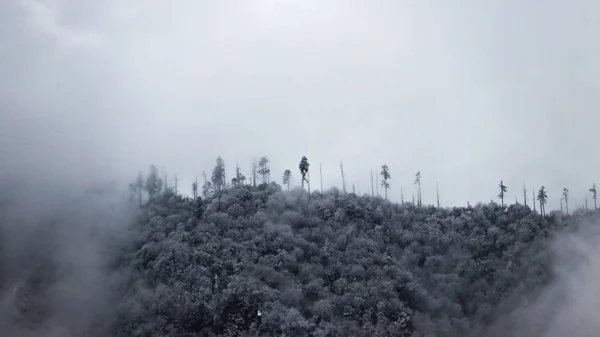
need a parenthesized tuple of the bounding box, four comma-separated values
(1, 0, 600, 336)
(3, 0, 600, 209)
(477, 219, 600, 337)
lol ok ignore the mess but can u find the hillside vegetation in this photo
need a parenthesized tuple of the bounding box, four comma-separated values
(110, 181, 595, 337)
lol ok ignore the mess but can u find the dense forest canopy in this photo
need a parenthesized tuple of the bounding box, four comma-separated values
(2, 157, 600, 336)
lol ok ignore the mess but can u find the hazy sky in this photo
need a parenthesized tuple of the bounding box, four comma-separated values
(2, 0, 599, 210)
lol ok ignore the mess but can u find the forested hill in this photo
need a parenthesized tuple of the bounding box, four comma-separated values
(111, 182, 598, 337)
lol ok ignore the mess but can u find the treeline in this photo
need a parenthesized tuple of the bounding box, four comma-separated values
(130, 156, 599, 214)
(114, 176, 600, 336)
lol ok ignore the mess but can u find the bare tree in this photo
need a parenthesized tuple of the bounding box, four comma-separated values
(251, 159, 258, 187)
(436, 181, 440, 207)
(590, 183, 597, 210)
(173, 174, 179, 195)
(562, 188, 569, 215)
(498, 180, 507, 207)
(371, 170, 375, 197)
(320, 163, 323, 192)
(340, 162, 346, 193)
(192, 177, 198, 200)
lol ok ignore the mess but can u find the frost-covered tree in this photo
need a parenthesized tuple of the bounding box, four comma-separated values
(381, 165, 391, 200)
(299, 156, 310, 189)
(283, 169, 292, 191)
(414, 171, 421, 205)
(258, 156, 271, 184)
(211, 157, 226, 191)
(498, 180, 507, 207)
(537, 186, 548, 216)
(145, 164, 163, 197)
(562, 188, 569, 215)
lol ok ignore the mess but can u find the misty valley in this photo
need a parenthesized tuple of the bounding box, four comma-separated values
(1, 157, 599, 337)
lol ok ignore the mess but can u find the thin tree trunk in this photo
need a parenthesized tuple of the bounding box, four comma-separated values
(560, 198, 563, 212)
(436, 181, 440, 207)
(401, 188, 404, 204)
(320, 163, 323, 192)
(371, 170, 374, 197)
(340, 162, 346, 193)
(376, 175, 379, 197)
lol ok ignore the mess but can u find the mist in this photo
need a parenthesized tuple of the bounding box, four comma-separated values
(2, 0, 600, 336)
(477, 217, 600, 337)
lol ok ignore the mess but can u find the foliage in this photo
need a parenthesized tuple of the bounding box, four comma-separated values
(112, 183, 598, 336)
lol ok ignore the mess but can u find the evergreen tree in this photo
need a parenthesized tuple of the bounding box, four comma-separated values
(299, 156, 310, 189)
(145, 164, 163, 197)
(381, 165, 391, 200)
(283, 169, 292, 191)
(211, 157, 226, 191)
(537, 186, 548, 216)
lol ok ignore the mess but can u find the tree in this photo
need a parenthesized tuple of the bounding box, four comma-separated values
(436, 181, 440, 207)
(537, 186, 548, 216)
(498, 180, 507, 207)
(414, 171, 422, 206)
(135, 172, 144, 207)
(258, 157, 271, 184)
(532, 188, 536, 212)
(202, 171, 209, 198)
(251, 160, 258, 187)
(204, 181, 213, 198)
(212, 157, 226, 191)
(283, 169, 292, 191)
(562, 188, 569, 215)
(192, 178, 198, 200)
(371, 170, 375, 197)
(522, 184, 528, 206)
(234, 164, 246, 186)
(381, 165, 391, 200)
(590, 183, 597, 210)
(173, 174, 179, 195)
(299, 156, 310, 189)
(340, 162, 347, 193)
(145, 164, 163, 198)
(320, 163, 323, 193)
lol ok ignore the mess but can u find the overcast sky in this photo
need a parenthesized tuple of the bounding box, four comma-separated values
(1, 0, 599, 210)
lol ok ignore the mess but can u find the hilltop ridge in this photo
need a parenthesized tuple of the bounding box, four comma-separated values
(111, 182, 595, 336)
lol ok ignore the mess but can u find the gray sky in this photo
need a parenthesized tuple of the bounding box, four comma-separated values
(2, 0, 599, 210)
